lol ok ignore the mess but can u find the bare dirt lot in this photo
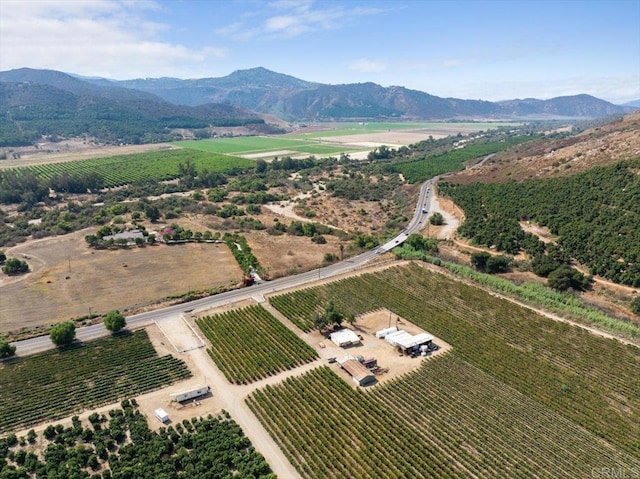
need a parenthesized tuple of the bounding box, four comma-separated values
(245, 230, 344, 279)
(0, 230, 242, 333)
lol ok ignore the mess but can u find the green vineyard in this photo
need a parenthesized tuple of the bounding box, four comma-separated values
(9, 148, 253, 188)
(248, 367, 460, 478)
(0, 330, 191, 433)
(269, 264, 640, 458)
(248, 361, 639, 478)
(196, 305, 318, 384)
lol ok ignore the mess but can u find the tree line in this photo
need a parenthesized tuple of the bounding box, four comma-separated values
(440, 158, 640, 286)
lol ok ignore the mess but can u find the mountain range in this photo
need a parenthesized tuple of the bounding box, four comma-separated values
(0, 67, 636, 146)
(90, 67, 634, 121)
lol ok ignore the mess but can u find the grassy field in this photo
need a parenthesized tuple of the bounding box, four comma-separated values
(8, 149, 253, 188)
(196, 305, 318, 384)
(175, 121, 522, 157)
(0, 330, 191, 433)
(175, 136, 359, 156)
(267, 264, 640, 464)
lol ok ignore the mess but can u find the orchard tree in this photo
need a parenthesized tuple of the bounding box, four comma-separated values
(50, 321, 76, 347)
(0, 338, 16, 358)
(104, 310, 126, 333)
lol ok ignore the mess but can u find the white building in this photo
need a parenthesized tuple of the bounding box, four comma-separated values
(330, 329, 361, 347)
(154, 408, 169, 423)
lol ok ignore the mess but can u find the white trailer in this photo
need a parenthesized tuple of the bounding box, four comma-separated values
(170, 385, 211, 403)
(154, 408, 169, 423)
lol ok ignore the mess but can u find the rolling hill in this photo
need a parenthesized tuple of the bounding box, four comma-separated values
(0, 69, 266, 146)
(86, 67, 636, 121)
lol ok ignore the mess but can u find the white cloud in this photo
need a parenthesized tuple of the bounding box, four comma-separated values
(348, 59, 387, 73)
(216, 0, 385, 41)
(0, 0, 226, 79)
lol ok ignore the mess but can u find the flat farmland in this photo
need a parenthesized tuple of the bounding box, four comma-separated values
(288, 121, 521, 139)
(0, 230, 242, 333)
(175, 121, 517, 160)
(175, 136, 359, 158)
(6, 149, 253, 188)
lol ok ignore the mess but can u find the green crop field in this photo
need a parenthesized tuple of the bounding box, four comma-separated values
(9, 149, 253, 188)
(265, 263, 640, 473)
(287, 121, 523, 139)
(196, 305, 318, 384)
(176, 136, 358, 156)
(0, 330, 191, 433)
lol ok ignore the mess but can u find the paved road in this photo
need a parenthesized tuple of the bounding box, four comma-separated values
(11, 179, 435, 356)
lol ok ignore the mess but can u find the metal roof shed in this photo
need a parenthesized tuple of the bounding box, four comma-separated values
(330, 329, 361, 347)
(341, 359, 376, 386)
(386, 331, 413, 346)
(394, 333, 435, 350)
(384, 330, 407, 343)
(375, 326, 398, 338)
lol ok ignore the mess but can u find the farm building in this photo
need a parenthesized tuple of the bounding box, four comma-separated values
(154, 408, 169, 423)
(375, 326, 398, 338)
(337, 357, 376, 386)
(385, 329, 435, 354)
(170, 385, 210, 403)
(394, 333, 434, 351)
(330, 329, 361, 348)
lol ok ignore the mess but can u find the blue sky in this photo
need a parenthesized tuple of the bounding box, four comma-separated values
(1, 0, 638, 103)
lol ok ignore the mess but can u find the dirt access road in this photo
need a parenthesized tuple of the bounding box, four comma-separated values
(150, 312, 303, 479)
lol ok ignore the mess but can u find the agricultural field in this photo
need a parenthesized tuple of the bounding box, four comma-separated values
(175, 135, 359, 157)
(287, 121, 522, 139)
(268, 264, 640, 459)
(248, 361, 638, 479)
(394, 136, 535, 183)
(6, 149, 253, 188)
(0, 330, 191, 433)
(1, 231, 242, 334)
(0, 404, 273, 479)
(177, 121, 519, 159)
(196, 305, 318, 384)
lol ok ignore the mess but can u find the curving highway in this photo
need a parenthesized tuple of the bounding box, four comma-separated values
(11, 178, 437, 356)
